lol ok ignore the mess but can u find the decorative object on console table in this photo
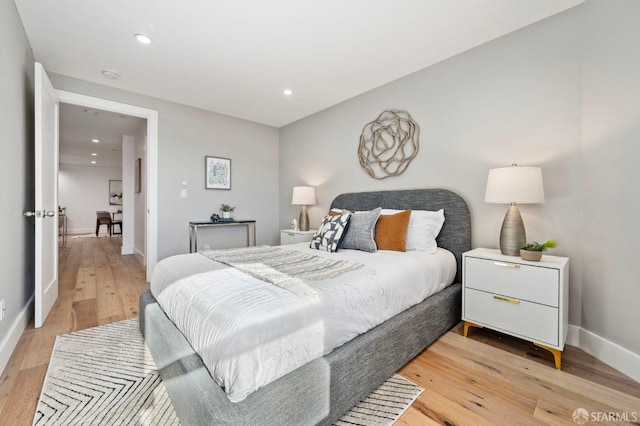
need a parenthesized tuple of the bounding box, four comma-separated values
(280, 229, 316, 245)
(462, 247, 569, 370)
(220, 204, 235, 220)
(520, 239, 558, 262)
(484, 164, 544, 256)
(205, 156, 231, 190)
(358, 109, 420, 179)
(291, 186, 316, 231)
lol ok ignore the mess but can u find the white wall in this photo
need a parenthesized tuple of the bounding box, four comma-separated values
(49, 73, 280, 261)
(121, 135, 135, 253)
(0, 0, 35, 374)
(58, 164, 122, 234)
(581, 0, 640, 356)
(134, 124, 147, 264)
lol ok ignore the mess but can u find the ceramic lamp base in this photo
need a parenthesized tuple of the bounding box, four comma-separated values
(298, 206, 310, 231)
(499, 203, 526, 256)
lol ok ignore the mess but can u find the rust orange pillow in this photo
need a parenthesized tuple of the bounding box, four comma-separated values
(374, 209, 412, 252)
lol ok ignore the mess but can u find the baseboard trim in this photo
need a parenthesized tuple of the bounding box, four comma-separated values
(68, 227, 94, 235)
(121, 245, 134, 255)
(567, 324, 580, 347)
(568, 324, 640, 383)
(0, 295, 34, 376)
(134, 247, 146, 266)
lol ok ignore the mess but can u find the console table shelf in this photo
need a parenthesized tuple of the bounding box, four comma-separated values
(189, 220, 256, 253)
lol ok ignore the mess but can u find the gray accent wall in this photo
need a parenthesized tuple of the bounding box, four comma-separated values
(281, 7, 583, 322)
(0, 0, 35, 361)
(49, 74, 280, 261)
(581, 0, 640, 355)
(280, 2, 639, 360)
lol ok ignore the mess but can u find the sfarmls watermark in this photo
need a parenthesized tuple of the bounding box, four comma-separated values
(572, 408, 638, 424)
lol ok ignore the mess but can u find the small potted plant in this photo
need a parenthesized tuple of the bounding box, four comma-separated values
(220, 204, 235, 219)
(520, 240, 558, 261)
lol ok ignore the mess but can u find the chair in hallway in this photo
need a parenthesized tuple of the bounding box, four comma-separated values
(111, 211, 123, 235)
(96, 211, 112, 236)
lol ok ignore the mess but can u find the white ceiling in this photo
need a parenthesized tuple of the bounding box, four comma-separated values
(59, 103, 146, 168)
(15, 0, 583, 128)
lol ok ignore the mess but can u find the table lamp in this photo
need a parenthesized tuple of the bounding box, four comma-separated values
(292, 186, 316, 231)
(484, 164, 544, 256)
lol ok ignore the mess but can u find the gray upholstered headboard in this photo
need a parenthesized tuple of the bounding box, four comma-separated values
(330, 188, 471, 283)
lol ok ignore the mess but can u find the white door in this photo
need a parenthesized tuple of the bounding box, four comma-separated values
(32, 63, 59, 327)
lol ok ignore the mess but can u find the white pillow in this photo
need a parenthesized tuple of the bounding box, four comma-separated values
(380, 209, 445, 253)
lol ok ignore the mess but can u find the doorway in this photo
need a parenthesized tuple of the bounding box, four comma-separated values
(58, 103, 146, 256)
(56, 91, 158, 282)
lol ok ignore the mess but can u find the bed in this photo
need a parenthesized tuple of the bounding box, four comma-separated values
(140, 188, 471, 425)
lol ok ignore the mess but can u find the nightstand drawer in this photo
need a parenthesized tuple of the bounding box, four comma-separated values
(280, 230, 316, 245)
(464, 288, 558, 346)
(465, 256, 559, 307)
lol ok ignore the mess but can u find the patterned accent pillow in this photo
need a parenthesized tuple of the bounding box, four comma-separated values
(310, 212, 351, 252)
(339, 207, 381, 252)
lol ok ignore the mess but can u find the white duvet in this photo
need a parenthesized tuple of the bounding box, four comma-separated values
(150, 244, 456, 402)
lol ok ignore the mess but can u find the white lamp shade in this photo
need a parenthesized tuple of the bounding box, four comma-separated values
(292, 186, 316, 205)
(484, 166, 545, 204)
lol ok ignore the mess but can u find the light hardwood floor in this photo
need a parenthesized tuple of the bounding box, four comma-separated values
(0, 236, 638, 425)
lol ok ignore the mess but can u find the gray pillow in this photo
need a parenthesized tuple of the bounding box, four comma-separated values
(340, 207, 381, 252)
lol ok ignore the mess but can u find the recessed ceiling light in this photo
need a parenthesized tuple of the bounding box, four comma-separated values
(102, 69, 120, 80)
(283, 89, 293, 96)
(92, 139, 100, 143)
(134, 34, 152, 44)
(91, 161, 97, 164)
(91, 153, 98, 156)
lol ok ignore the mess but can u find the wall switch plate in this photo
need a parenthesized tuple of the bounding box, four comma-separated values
(0, 299, 5, 321)
(180, 189, 187, 198)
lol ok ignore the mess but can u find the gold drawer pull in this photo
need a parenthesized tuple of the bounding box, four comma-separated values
(493, 261, 520, 269)
(493, 295, 520, 304)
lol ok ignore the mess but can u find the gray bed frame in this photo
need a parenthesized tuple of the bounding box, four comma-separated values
(140, 188, 471, 425)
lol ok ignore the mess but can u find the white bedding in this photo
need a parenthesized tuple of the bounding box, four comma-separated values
(150, 244, 456, 402)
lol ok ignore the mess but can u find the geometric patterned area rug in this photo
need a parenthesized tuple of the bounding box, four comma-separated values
(333, 374, 423, 426)
(33, 319, 178, 425)
(34, 318, 423, 426)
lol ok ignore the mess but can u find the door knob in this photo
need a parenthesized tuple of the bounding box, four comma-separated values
(44, 210, 55, 217)
(24, 211, 37, 217)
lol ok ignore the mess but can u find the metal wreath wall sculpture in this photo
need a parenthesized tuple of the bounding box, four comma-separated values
(358, 109, 420, 179)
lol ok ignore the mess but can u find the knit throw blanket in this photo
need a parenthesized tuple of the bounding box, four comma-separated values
(199, 246, 366, 298)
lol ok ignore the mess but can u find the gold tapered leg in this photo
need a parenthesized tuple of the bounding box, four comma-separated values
(463, 321, 483, 337)
(534, 343, 563, 369)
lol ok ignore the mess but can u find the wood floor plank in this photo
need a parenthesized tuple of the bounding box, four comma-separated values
(0, 364, 48, 423)
(0, 332, 34, 415)
(73, 265, 97, 302)
(395, 405, 440, 426)
(436, 332, 640, 413)
(400, 352, 542, 423)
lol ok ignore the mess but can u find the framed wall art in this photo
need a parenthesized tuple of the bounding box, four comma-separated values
(205, 156, 231, 190)
(109, 179, 123, 205)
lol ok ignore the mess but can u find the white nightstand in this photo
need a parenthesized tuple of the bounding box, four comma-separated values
(280, 229, 316, 245)
(462, 248, 569, 369)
